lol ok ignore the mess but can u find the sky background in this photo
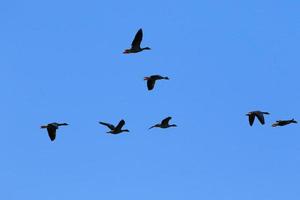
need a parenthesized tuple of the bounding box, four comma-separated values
(1, 0, 300, 199)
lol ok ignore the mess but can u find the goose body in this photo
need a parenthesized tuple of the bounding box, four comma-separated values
(272, 119, 297, 127)
(99, 119, 129, 134)
(149, 117, 177, 129)
(144, 75, 169, 90)
(123, 29, 151, 54)
(41, 122, 68, 141)
(246, 111, 270, 126)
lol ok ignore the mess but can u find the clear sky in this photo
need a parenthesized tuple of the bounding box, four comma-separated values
(1, 0, 300, 199)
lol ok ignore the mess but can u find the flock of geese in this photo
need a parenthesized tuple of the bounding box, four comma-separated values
(246, 111, 297, 127)
(41, 29, 297, 142)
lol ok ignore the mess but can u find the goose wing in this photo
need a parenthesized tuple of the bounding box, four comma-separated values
(47, 125, 57, 141)
(99, 122, 115, 130)
(147, 79, 156, 90)
(115, 120, 125, 131)
(149, 124, 158, 129)
(248, 114, 255, 126)
(161, 117, 172, 126)
(131, 29, 143, 48)
(255, 112, 265, 125)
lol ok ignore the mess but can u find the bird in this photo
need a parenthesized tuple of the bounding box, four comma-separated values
(246, 111, 270, 126)
(123, 28, 151, 54)
(149, 117, 177, 129)
(99, 119, 129, 134)
(144, 75, 169, 90)
(41, 122, 68, 141)
(272, 119, 297, 127)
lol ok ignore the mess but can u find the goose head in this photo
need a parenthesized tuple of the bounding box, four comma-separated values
(142, 47, 151, 50)
(59, 123, 69, 126)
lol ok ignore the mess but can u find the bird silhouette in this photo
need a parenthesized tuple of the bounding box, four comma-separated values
(41, 122, 68, 141)
(123, 29, 151, 54)
(144, 75, 169, 90)
(149, 117, 177, 129)
(272, 119, 297, 127)
(246, 111, 270, 126)
(99, 119, 129, 134)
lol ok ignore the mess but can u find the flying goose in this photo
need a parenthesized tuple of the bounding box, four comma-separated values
(272, 119, 297, 127)
(41, 122, 68, 141)
(99, 119, 129, 134)
(246, 111, 270, 126)
(123, 29, 151, 54)
(149, 117, 177, 129)
(144, 75, 169, 90)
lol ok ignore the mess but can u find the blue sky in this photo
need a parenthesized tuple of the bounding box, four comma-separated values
(1, 0, 300, 199)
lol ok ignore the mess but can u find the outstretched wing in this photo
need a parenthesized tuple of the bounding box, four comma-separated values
(255, 113, 265, 125)
(161, 117, 172, 126)
(248, 114, 255, 126)
(99, 122, 115, 130)
(131, 29, 143, 48)
(115, 120, 125, 131)
(149, 124, 158, 129)
(47, 125, 57, 141)
(147, 79, 156, 90)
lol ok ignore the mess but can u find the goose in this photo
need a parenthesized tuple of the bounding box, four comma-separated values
(41, 122, 68, 141)
(272, 119, 297, 127)
(144, 75, 169, 90)
(149, 117, 177, 129)
(123, 29, 151, 54)
(99, 119, 129, 134)
(246, 111, 270, 126)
